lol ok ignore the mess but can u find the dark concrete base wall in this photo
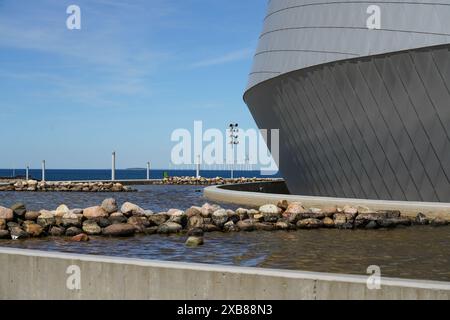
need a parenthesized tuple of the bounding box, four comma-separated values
(244, 45, 450, 202)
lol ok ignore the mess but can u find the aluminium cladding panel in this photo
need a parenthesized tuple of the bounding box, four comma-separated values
(248, 0, 450, 89)
(244, 45, 450, 202)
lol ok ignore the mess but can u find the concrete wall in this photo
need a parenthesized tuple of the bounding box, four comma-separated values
(1, 248, 450, 300)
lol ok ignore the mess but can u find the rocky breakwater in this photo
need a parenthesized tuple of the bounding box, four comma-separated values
(0, 199, 447, 246)
(151, 176, 274, 185)
(0, 180, 134, 192)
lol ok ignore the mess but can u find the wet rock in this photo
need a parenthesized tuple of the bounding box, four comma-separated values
(120, 202, 145, 217)
(24, 211, 40, 221)
(202, 224, 221, 233)
(323, 217, 335, 228)
(103, 224, 136, 237)
(108, 212, 127, 224)
(212, 209, 228, 228)
(285, 202, 306, 215)
(55, 204, 70, 217)
(0, 230, 9, 239)
(377, 217, 411, 228)
(187, 215, 204, 229)
(168, 209, 187, 226)
(37, 210, 56, 228)
(147, 213, 169, 226)
(187, 227, 204, 237)
(343, 206, 358, 217)
(101, 198, 118, 214)
(144, 226, 158, 235)
(49, 226, 65, 237)
(185, 236, 204, 247)
(365, 221, 378, 229)
(23, 222, 43, 237)
(430, 218, 448, 227)
(127, 216, 147, 233)
(82, 220, 102, 235)
(11, 203, 26, 217)
(83, 206, 108, 220)
(98, 218, 111, 228)
(275, 221, 289, 230)
(259, 204, 281, 222)
(157, 222, 182, 234)
(65, 227, 83, 237)
(200, 203, 215, 218)
(71, 233, 89, 242)
(334, 213, 354, 229)
(236, 219, 255, 232)
(255, 222, 275, 231)
(62, 212, 82, 228)
(415, 213, 429, 225)
(223, 221, 238, 232)
(9, 226, 28, 239)
(235, 208, 249, 220)
(247, 209, 259, 219)
(276, 200, 289, 211)
(0, 218, 5, 230)
(185, 207, 202, 218)
(322, 206, 337, 217)
(297, 218, 323, 229)
(252, 214, 264, 222)
(0, 206, 14, 222)
(226, 210, 240, 224)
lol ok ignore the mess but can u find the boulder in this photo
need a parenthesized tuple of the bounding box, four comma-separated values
(55, 204, 70, 217)
(168, 209, 187, 226)
(0, 230, 9, 239)
(415, 213, 429, 225)
(23, 223, 43, 237)
(11, 203, 26, 217)
(275, 221, 289, 230)
(202, 224, 221, 233)
(185, 207, 202, 218)
(49, 226, 65, 236)
(103, 224, 136, 237)
(127, 216, 147, 233)
(226, 210, 240, 224)
(65, 227, 83, 237)
(334, 213, 354, 229)
(147, 213, 169, 226)
(235, 208, 249, 220)
(259, 204, 281, 223)
(323, 217, 335, 228)
(71, 233, 89, 242)
(223, 221, 238, 232)
(430, 218, 448, 227)
(101, 198, 118, 214)
(236, 219, 255, 232)
(37, 210, 56, 228)
(343, 206, 358, 217)
(247, 209, 259, 219)
(322, 206, 337, 217)
(24, 211, 40, 221)
(187, 227, 204, 237)
(0, 206, 14, 222)
(108, 212, 127, 224)
(285, 202, 306, 215)
(200, 203, 215, 218)
(120, 202, 145, 217)
(62, 212, 82, 227)
(187, 215, 204, 229)
(9, 226, 28, 239)
(255, 222, 276, 231)
(365, 221, 378, 229)
(297, 218, 323, 229)
(144, 226, 158, 235)
(185, 236, 204, 247)
(98, 218, 111, 228)
(212, 209, 228, 228)
(82, 220, 102, 235)
(83, 206, 108, 220)
(276, 200, 289, 211)
(377, 217, 411, 228)
(0, 218, 5, 230)
(157, 222, 182, 234)
(253, 214, 264, 222)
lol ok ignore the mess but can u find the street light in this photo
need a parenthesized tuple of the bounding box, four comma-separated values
(229, 123, 239, 179)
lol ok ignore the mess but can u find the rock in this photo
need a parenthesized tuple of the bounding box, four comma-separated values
(0, 206, 14, 222)
(62, 212, 82, 227)
(200, 203, 215, 218)
(247, 209, 259, 219)
(127, 216, 147, 233)
(65, 227, 83, 237)
(98, 218, 111, 228)
(82, 220, 102, 235)
(285, 202, 306, 214)
(9, 226, 28, 239)
(202, 224, 221, 233)
(71, 233, 89, 242)
(103, 224, 136, 237)
(235, 208, 249, 220)
(430, 218, 448, 227)
(109, 212, 127, 224)
(101, 198, 118, 214)
(212, 209, 228, 228)
(37, 210, 56, 228)
(357, 206, 372, 214)
(55, 204, 70, 217)
(365, 221, 378, 229)
(49, 226, 65, 236)
(377, 217, 411, 228)
(24, 211, 40, 221)
(0, 218, 5, 230)
(83, 206, 108, 220)
(343, 206, 358, 217)
(168, 209, 187, 226)
(236, 219, 255, 232)
(147, 213, 169, 226)
(185, 207, 202, 218)
(144, 226, 158, 235)
(226, 210, 240, 224)
(259, 204, 281, 222)
(334, 213, 354, 229)
(187, 215, 204, 229)
(23, 223, 43, 237)
(223, 221, 238, 232)
(323, 217, 335, 228)
(143, 210, 154, 217)
(120, 202, 145, 217)
(275, 221, 289, 230)
(253, 214, 264, 222)
(11, 203, 26, 217)
(185, 236, 204, 247)
(157, 222, 182, 234)
(0, 230, 9, 239)
(255, 222, 276, 231)
(276, 200, 289, 211)
(322, 206, 337, 217)
(187, 227, 204, 237)
(297, 218, 323, 229)
(415, 213, 429, 225)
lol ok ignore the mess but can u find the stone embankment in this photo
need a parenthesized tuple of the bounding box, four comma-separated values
(0, 199, 447, 246)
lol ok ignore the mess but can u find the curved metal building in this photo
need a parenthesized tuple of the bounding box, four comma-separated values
(244, 0, 450, 202)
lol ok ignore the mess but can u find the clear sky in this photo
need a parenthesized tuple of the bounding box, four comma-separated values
(0, 0, 267, 169)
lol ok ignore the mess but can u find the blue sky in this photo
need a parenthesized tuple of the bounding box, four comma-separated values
(0, 0, 267, 169)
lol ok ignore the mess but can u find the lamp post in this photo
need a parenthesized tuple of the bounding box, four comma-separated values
(196, 155, 201, 178)
(229, 123, 239, 179)
(26, 166, 29, 181)
(147, 162, 150, 180)
(41, 160, 46, 182)
(111, 151, 116, 181)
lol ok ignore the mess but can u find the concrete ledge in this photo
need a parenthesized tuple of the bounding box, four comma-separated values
(204, 183, 450, 218)
(1, 248, 450, 300)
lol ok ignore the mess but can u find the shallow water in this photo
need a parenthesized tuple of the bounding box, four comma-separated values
(1, 186, 450, 282)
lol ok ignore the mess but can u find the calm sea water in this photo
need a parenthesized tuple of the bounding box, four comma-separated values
(1, 185, 450, 281)
(0, 169, 281, 181)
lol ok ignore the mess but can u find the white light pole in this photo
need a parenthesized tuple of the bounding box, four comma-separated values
(229, 123, 239, 179)
(147, 162, 150, 180)
(41, 160, 46, 182)
(111, 151, 116, 181)
(26, 166, 29, 181)
(196, 155, 201, 178)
